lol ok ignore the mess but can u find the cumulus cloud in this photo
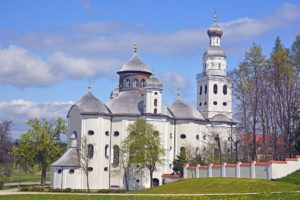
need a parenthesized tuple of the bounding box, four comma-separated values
(0, 46, 122, 87)
(161, 72, 190, 90)
(0, 99, 73, 139)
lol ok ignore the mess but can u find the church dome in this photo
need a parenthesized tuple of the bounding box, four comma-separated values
(145, 75, 163, 89)
(75, 91, 110, 115)
(117, 45, 151, 74)
(207, 23, 223, 37)
(168, 98, 205, 120)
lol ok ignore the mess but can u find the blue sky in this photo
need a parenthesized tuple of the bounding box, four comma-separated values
(0, 0, 300, 138)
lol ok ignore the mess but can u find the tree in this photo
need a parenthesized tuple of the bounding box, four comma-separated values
(172, 147, 188, 175)
(0, 121, 14, 183)
(77, 136, 93, 192)
(124, 118, 165, 188)
(13, 118, 67, 185)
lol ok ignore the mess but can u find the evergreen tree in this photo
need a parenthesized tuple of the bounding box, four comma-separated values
(172, 149, 188, 175)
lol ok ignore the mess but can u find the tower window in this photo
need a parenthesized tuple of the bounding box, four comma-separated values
(216, 38, 219, 44)
(154, 92, 158, 95)
(204, 101, 207, 105)
(205, 85, 207, 94)
(88, 144, 94, 158)
(223, 102, 227, 106)
(133, 79, 138, 87)
(196, 135, 200, 140)
(112, 145, 120, 168)
(154, 108, 157, 114)
(223, 85, 228, 95)
(141, 79, 145, 87)
(154, 99, 158, 107)
(105, 131, 109, 136)
(199, 103, 202, 106)
(218, 63, 221, 69)
(213, 84, 218, 94)
(199, 86, 202, 95)
(105, 145, 109, 159)
(57, 169, 62, 174)
(125, 79, 130, 88)
(213, 101, 217, 105)
(170, 133, 172, 139)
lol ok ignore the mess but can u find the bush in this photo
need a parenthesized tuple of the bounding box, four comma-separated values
(65, 188, 72, 192)
(0, 180, 3, 190)
(97, 189, 126, 193)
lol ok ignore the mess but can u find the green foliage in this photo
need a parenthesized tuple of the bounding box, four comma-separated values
(172, 149, 188, 174)
(124, 118, 165, 187)
(12, 118, 67, 185)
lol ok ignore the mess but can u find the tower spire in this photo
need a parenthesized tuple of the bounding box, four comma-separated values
(213, 10, 217, 23)
(88, 80, 91, 92)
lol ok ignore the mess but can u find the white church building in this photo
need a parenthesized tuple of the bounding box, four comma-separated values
(51, 18, 235, 190)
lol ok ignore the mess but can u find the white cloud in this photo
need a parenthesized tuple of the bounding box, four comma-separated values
(161, 72, 190, 90)
(0, 99, 73, 139)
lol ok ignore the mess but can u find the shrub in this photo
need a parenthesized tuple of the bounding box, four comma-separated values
(65, 188, 72, 192)
(0, 181, 3, 190)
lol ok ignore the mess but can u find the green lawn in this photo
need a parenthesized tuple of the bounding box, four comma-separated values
(7, 165, 50, 183)
(134, 178, 299, 194)
(0, 194, 300, 200)
(275, 169, 300, 187)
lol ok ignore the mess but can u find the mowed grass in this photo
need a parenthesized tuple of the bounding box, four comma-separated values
(275, 169, 300, 187)
(7, 165, 50, 183)
(134, 178, 299, 194)
(1, 194, 300, 200)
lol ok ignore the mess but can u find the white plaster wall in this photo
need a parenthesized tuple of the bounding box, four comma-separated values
(255, 165, 268, 179)
(240, 167, 251, 178)
(225, 167, 236, 178)
(212, 168, 222, 177)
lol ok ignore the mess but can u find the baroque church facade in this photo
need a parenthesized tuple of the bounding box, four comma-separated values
(51, 19, 235, 190)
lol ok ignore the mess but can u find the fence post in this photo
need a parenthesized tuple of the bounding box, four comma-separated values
(222, 162, 226, 177)
(251, 161, 256, 179)
(236, 162, 241, 178)
(267, 162, 272, 180)
(196, 164, 200, 178)
(208, 164, 213, 177)
(183, 164, 189, 179)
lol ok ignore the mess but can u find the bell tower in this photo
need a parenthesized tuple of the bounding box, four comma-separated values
(196, 15, 232, 119)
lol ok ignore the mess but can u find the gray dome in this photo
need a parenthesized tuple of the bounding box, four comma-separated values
(75, 91, 110, 115)
(106, 90, 144, 116)
(117, 53, 151, 74)
(110, 88, 120, 99)
(146, 75, 163, 89)
(203, 46, 226, 58)
(207, 23, 223, 37)
(168, 98, 205, 120)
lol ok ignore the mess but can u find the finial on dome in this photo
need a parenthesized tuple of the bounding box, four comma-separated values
(213, 10, 217, 23)
(133, 43, 138, 53)
(176, 89, 181, 99)
(88, 81, 91, 91)
(152, 67, 155, 75)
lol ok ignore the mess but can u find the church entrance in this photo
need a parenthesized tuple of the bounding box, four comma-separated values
(152, 178, 159, 187)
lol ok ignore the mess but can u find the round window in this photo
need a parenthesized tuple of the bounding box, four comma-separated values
(114, 131, 119, 137)
(88, 130, 94, 135)
(57, 169, 62, 174)
(180, 134, 186, 139)
(105, 131, 109, 136)
(69, 169, 74, 174)
(88, 167, 93, 172)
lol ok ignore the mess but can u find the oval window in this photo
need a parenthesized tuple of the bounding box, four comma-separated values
(213, 84, 218, 94)
(114, 131, 119, 137)
(88, 130, 94, 135)
(104, 167, 108, 171)
(180, 134, 186, 139)
(199, 86, 202, 95)
(88, 167, 93, 172)
(223, 102, 227, 106)
(205, 85, 207, 94)
(223, 85, 227, 95)
(105, 131, 109, 136)
(213, 101, 217, 105)
(196, 135, 199, 140)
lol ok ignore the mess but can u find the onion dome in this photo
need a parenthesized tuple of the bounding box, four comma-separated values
(207, 23, 223, 37)
(168, 96, 205, 120)
(117, 44, 151, 74)
(145, 74, 163, 89)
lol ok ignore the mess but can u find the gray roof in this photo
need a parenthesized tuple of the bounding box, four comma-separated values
(51, 148, 80, 167)
(118, 53, 151, 74)
(203, 46, 226, 58)
(207, 23, 223, 37)
(168, 98, 205, 120)
(209, 114, 233, 123)
(145, 75, 163, 89)
(73, 91, 111, 115)
(106, 90, 144, 116)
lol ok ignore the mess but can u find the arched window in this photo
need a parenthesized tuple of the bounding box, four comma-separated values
(180, 134, 186, 139)
(88, 144, 94, 158)
(180, 147, 186, 156)
(204, 63, 206, 69)
(218, 63, 221, 69)
(112, 145, 120, 167)
(205, 85, 207, 94)
(105, 145, 109, 159)
(216, 38, 219, 44)
(199, 86, 202, 95)
(125, 79, 130, 88)
(154, 108, 157, 114)
(213, 84, 218, 94)
(141, 79, 145, 87)
(133, 79, 138, 87)
(154, 99, 158, 107)
(223, 85, 227, 95)
(170, 133, 172, 139)
(88, 130, 94, 136)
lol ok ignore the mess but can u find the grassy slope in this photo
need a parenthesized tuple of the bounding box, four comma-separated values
(275, 169, 300, 187)
(1, 194, 300, 200)
(134, 178, 299, 194)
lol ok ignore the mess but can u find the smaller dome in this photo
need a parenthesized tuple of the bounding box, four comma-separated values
(117, 52, 151, 74)
(145, 75, 163, 89)
(76, 91, 110, 115)
(207, 23, 223, 37)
